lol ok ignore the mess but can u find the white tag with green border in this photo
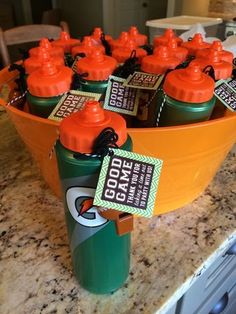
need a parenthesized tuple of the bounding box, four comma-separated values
(123, 71, 164, 90)
(94, 149, 163, 218)
(214, 79, 236, 112)
(103, 76, 139, 116)
(48, 90, 101, 121)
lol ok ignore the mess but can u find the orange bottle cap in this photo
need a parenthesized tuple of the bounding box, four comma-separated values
(24, 47, 64, 74)
(71, 36, 105, 57)
(141, 46, 180, 74)
(128, 26, 147, 46)
(181, 33, 210, 56)
(29, 38, 64, 58)
(91, 27, 113, 43)
(76, 50, 117, 81)
(153, 28, 183, 47)
(196, 40, 234, 64)
(110, 32, 130, 50)
(27, 61, 73, 97)
(52, 31, 80, 53)
(163, 64, 215, 103)
(112, 39, 147, 63)
(167, 38, 188, 62)
(59, 100, 127, 153)
(191, 49, 233, 80)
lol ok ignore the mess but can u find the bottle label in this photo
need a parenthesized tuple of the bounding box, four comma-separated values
(66, 186, 108, 228)
(123, 71, 164, 90)
(214, 79, 236, 112)
(61, 175, 109, 250)
(103, 76, 140, 116)
(48, 90, 101, 121)
(94, 149, 163, 218)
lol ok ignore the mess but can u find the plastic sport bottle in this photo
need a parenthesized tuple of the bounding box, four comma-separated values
(190, 49, 233, 80)
(29, 38, 64, 59)
(24, 47, 64, 75)
(133, 46, 181, 127)
(166, 38, 188, 63)
(109, 32, 130, 51)
(76, 50, 117, 95)
(181, 33, 210, 57)
(112, 38, 147, 64)
(128, 26, 148, 46)
(90, 27, 113, 45)
(194, 46, 233, 119)
(27, 60, 73, 118)
(141, 45, 181, 75)
(71, 36, 105, 58)
(196, 40, 234, 64)
(153, 28, 183, 47)
(51, 31, 80, 53)
(55, 100, 133, 294)
(158, 64, 216, 126)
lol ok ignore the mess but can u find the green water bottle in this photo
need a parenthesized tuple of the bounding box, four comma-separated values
(134, 45, 181, 127)
(26, 60, 73, 118)
(24, 47, 64, 75)
(55, 100, 133, 294)
(158, 64, 216, 126)
(76, 50, 117, 95)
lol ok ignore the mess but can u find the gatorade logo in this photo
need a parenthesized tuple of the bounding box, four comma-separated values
(66, 187, 108, 227)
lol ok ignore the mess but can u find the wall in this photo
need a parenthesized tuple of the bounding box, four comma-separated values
(208, 0, 236, 20)
(56, 0, 103, 38)
(181, 0, 210, 16)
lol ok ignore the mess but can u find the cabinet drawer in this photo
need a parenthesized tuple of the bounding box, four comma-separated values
(196, 267, 236, 314)
(179, 242, 236, 314)
(223, 282, 236, 314)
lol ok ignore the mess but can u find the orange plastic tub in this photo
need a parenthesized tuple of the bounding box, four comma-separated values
(1, 66, 236, 215)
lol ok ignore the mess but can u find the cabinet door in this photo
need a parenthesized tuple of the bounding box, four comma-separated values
(196, 267, 236, 314)
(107, 0, 167, 37)
(179, 241, 236, 314)
(165, 303, 177, 314)
(223, 283, 236, 314)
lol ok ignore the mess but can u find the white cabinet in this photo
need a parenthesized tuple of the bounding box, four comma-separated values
(171, 241, 236, 314)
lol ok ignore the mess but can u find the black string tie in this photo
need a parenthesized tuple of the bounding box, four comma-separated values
(203, 65, 216, 81)
(101, 33, 112, 56)
(74, 127, 119, 160)
(71, 72, 88, 90)
(92, 127, 119, 157)
(8, 63, 27, 94)
(232, 58, 236, 79)
(112, 50, 140, 79)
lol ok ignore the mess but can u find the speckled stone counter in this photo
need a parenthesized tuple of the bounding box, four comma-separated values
(0, 111, 236, 314)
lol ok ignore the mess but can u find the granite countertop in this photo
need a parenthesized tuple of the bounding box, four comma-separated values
(0, 110, 236, 314)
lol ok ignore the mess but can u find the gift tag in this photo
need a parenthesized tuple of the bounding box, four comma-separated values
(48, 90, 101, 121)
(103, 76, 139, 116)
(214, 79, 236, 112)
(123, 71, 164, 90)
(227, 77, 236, 90)
(94, 149, 163, 218)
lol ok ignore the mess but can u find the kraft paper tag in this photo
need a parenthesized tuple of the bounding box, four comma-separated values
(94, 149, 163, 218)
(48, 90, 101, 121)
(214, 79, 236, 112)
(103, 76, 139, 116)
(123, 71, 164, 90)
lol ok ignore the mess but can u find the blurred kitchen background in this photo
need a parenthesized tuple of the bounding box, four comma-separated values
(0, 0, 235, 39)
